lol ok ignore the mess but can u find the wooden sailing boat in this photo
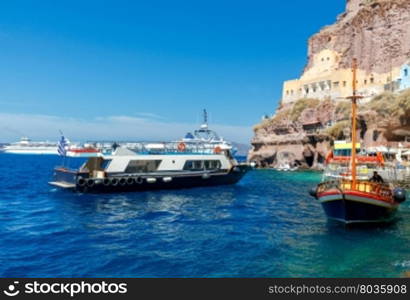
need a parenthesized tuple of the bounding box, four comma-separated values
(310, 59, 406, 224)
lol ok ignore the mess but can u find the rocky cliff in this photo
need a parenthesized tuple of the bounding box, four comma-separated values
(250, 90, 410, 169)
(250, 99, 343, 169)
(249, 0, 410, 169)
(307, 0, 410, 74)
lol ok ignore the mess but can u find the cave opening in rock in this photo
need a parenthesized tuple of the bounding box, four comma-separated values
(373, 130, 380, 142)
(317, 153, 325, 164)
(308, 136, 318, 147)
(253, 144, 262, 152)
(359, 116, 367, 139)
(265, 155, 275, 166)
(304, 154, 314, 167)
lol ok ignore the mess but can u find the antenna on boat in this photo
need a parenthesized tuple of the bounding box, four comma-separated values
(201, 109, 209, 130)
(347, 58, 363, 189)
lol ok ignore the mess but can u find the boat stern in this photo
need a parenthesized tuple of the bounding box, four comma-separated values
(49, 167, 80, 190)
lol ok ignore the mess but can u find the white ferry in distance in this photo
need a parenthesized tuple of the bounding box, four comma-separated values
(50, 110, 250, 193)
(3, 137, 61, 155)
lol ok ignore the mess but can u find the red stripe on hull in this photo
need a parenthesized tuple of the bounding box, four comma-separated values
(318, 190, 394, 205)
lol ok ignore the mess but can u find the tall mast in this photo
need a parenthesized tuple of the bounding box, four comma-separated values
(350, 58, 361, 189)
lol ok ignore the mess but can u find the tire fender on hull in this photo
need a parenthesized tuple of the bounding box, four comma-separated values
(77, 177, 86, 187)
(393, 188, 406, 203)
(134, 177, 143, 184)
(111, 178, 119, 186)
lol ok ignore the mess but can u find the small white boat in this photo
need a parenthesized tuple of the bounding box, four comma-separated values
(276, 163, 298, 172)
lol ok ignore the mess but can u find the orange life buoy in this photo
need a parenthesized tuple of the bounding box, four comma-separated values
(214, 146, 222, 154)
(325, 151, 334, 164)
(376, 152, 385, 165)
(177, 142, 186, 152)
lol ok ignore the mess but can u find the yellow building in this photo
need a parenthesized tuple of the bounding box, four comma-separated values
(282, 49, 400, 104)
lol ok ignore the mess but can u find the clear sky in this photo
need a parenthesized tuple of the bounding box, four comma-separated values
(0, 0, 345, 143)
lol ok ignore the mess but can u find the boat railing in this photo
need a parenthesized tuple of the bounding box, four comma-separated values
(87, 140, 230, 155)
(324, 162, 404, 183)
(317, 179, 393, 202)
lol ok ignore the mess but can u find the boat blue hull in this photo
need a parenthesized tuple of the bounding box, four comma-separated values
(320, 198, 397, 224)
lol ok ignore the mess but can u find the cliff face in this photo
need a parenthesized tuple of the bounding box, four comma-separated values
(307, 0, 410, 74)
(250, 100, 341, 169)
(249, 0, 410, 169)
(250, 90, 410, 169)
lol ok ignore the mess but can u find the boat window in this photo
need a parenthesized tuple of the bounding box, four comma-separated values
(334, 148, 360, 156)
(184, 160, 221, 171)
(125, 160, 162, 173)
(81, 157, 105, 173)
(225, 150, 234, 159)
(183, 160, 203, 171)
(193, 161, 203, 170)
(184, 161, 194, 170)
(101, 159, 112, 169)
(208, 160, 221, 170)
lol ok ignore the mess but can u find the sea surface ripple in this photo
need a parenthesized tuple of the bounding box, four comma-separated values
(1, 154, 410, 277)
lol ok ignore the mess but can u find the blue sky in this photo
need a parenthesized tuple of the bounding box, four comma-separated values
(0, 0, 345, 143)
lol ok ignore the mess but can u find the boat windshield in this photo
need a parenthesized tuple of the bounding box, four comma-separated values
(192, 128, 221, 142)
(80, 157, 111, 173)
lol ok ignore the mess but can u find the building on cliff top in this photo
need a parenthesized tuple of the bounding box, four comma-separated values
(282, 49, 409, 104)
(281, 0, 410, 105)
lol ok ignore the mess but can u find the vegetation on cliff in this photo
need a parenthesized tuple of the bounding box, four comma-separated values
(325, 120, 350, 139)
(335, 101, 351, 120)
(254, 89, 410, 134)
(289, 98, 320, 121)
(253, 98, 323, 132)
(366, 89, 410, 118)
(398, 89, 410, 113)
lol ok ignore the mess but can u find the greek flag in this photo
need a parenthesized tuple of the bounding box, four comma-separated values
(58, 135, 68, 157)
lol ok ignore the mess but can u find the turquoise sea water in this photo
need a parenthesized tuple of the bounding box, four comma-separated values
(1, 154, 410, 278)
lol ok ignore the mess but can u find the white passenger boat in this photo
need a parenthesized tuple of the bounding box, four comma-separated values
(49, 112, 250, 193)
